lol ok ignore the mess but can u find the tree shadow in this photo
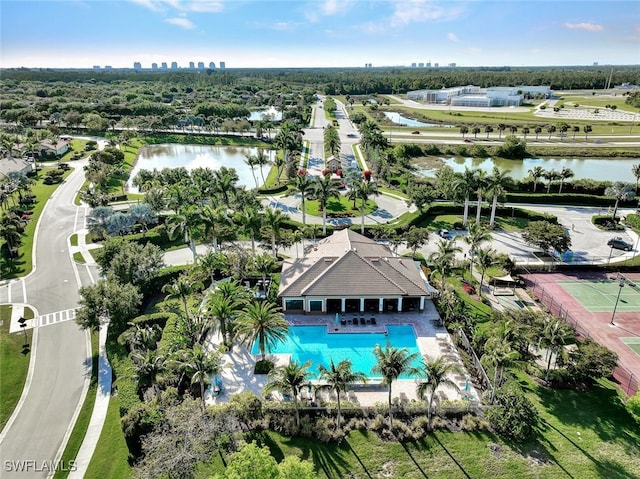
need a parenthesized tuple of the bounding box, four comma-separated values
(432, 434, 473, 479)
(399, 441, 430, 478)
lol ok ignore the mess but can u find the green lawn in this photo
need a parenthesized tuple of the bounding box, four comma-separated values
(304, 195, 377, 217)
(0, 305, 34, 430)
(421, 213, 530, 232)
(54, 331, 98, 479)
(73, 251, 86, 264)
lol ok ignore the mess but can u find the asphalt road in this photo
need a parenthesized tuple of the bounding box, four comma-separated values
(0, 161, 98, 478)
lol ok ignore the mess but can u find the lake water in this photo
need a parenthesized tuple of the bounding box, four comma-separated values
(383, 112, 447, 128)
(416, 156, 639, 182)
(248, 107, 283, 122)
(127, 144, 275, 193)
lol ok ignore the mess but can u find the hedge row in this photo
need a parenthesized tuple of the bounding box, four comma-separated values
(625, 213, 640, 229)
(505, 192, 637, 207)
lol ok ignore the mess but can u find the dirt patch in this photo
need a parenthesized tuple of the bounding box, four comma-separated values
(412, 156, 445, 171)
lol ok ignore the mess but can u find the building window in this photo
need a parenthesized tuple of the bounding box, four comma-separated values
(285, 299, 303, 311)
(309, 300, 323, 312)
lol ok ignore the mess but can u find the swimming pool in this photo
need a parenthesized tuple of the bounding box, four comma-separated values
(251, 325, 422, 379)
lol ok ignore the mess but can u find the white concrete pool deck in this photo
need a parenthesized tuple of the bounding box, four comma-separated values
(204, 304, 480, 407)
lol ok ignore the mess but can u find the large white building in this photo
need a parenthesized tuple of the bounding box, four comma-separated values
(408, 85, 552, 107)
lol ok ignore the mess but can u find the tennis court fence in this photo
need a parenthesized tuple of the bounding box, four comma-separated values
(524, 277, 638, 396)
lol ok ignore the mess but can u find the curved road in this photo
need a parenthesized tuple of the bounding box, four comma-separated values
(1, 161, 98, 478)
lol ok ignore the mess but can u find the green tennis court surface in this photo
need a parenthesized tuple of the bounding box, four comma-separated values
(558, 280, 640, 312)
(621, 338, 640, 356)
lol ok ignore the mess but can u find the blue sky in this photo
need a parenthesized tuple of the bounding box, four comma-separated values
(1, 0, 639, 68)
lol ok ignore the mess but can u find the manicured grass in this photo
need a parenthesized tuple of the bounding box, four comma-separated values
(84, 396, 132, 479)
(0, 305, 34, 430)
(70, 234, 78, 246)
(421, 213, 530, 232)
(379, 186, 409, 199)
(53, 331, 98, 479)
(304, 195, 377, 217)
(73, 251, 85, 264)
(1, 167, 73, 279)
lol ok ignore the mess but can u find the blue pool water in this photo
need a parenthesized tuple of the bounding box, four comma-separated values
(252, 325, 422, 378)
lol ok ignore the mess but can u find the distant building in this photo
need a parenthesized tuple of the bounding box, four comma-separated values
(434, 63, 439, 68)
(92, 65, 100, 72)
(448, 63, 456, 68)
(104, 65, 112, 71)
(593, 62, 599, 66)
(171, 61, 178, 69)
(161, 62, 168, 70)
(219, 61, 226, 69)
(151, 63, 158, 70)
(418, 62, 424, 68)
(189, 61, 195, 69)
(39, 139, 70, 157)
(411, 62, 417, 68)
(407, 84, 552, 107)
(426, 62, 431, 68)
(133, 61, 142, 70)
(198, 62, 205, 69)
(209, 62, 216, 69)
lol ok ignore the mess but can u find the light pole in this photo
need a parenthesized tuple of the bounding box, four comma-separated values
(610, 280, 625, 326)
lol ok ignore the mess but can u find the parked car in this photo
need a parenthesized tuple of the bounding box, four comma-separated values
(607, 237, 633, 251)
(438, 229, 450, 239)
(411, 130, 420, 135)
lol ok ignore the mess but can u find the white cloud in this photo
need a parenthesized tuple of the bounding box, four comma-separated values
(390, 0, 464, 27)
(130, 0, 224, 13)
(305, 0, 353, 22)
(447, 32, 459, 42)
(165, 17, 196, 29)
(564, 22, 604, 32)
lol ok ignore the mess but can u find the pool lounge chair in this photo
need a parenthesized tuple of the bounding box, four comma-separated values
(371, 317, 377, 325)
(360, 317, 366, 325)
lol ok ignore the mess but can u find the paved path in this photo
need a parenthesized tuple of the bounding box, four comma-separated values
(0, 154, 101, 478)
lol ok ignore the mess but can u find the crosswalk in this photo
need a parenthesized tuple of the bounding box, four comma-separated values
(36, 308, 77, 328)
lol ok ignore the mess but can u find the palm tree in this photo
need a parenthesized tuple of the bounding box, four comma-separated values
(543, 169, 559, 194)
(527, 166, 545, 193)
(206, 293, 239, 348)
(487, 167, 512, 227)
(459, 126, 469, 138)
(371, 344, 420, 429)
(163, 275, 203, 320)
(235, 206, 262, 254)
(557, 167, 574, 194)
(244, 153, 259, 188)
(631, 164, 640, 193)
(540, 318, 573, 382)
(453, 167, 476, 227)
(463, 220, 491, 276)
(312, 175, 341, 236)
(522, 127, 530, 139)
(198, 250, 228, 286)
(429, 239, 462, 292)
(484, 125, 493, 139)
(481, 337, 519, 401)
(354, 180, 379, 234)
(252, 253, 275, 292)
(263, 206, 288, 257)
(166, 204, 204, 261)
(317, 359, 367, 429)
(265, 360, 313, 429)
(213, 166, 239, 205)
(572, 125, 580, 140)
(547, 125, 556, 140)
(130, 349, 167, 402)
(583, 125, 592, 140)
(174, 345, 224, 412)
(604, 182, 636, 220)
(497, 123, 506, 139)
(236, 301, 288, 361)
(120, 323, 162, 352)
(534, 126, 542, 140)
(324, 125, 341, 157)
(416, 356, 461, 428)
(474, 247, 496, 298)
(472, 126, 481, 139)
(473, 169, 487, 224)
(289, 173, 314, 227)
(255, 149, 271, 186)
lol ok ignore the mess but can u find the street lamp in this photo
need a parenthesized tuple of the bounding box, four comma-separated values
(610, 273, 637, 326)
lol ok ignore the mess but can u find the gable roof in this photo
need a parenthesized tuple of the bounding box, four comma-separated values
(0, 157, 31, 179)
(279, 230, 432, 297)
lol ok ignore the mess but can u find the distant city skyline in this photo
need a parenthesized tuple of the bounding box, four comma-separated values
(1, 1, 639, 69)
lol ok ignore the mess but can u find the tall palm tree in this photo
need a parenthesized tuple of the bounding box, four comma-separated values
(130, 349, 167, 402)
(252, 253, 275, 291)
(206, 293, 239, 348)
(557, 167, 574, 194)
(632, 164, 640, 194)
(166, 204, 204, 261)
(484, 125, 493, 139)
(522, 127, 530, 139)
(481, 337, 519, 401)
(543, 169, 559, 194)
(235, 206, 262, 254)
(162, 275, 203, 320)
(244, 153, 259, 188)
(324, 125, 341, 157)
(429, 239, 462, 292)
(263, 206, 288, 257)
(371, 344, 420, 429)
(474, 247, 496, 298)
(213, 166, 239, 205)
(120, 323, 162, 352)
(198, 250, 228, 286)
(604, 182, 636, 220)
(463, 221, 491, 276)
(453, 167, 476, 227)
(255, 148, 271, 186)
(487, 167, 512, 227)
(289, 173, 314, 227)
(174, 345, 224, 412)
(547, 125, 557, 140)
(265, 360, 313, 429)
(534, 126, 542, 140)
(416, 356, 461, 428)
(473, 169, 488, 224)
(317, 359, 367, 429)
(497, 124, 506, 139)
(201, 204, 228, 253)
(354, 180, 379, 234)
(312, 175, 341, 236)
(236, 301, 288, 360)
(540, 318, 573, 382)
(527, 166, 545, 193)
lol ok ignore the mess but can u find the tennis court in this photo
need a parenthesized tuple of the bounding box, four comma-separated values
(557, 280, 640, 312)
(621, 337, 640, 356)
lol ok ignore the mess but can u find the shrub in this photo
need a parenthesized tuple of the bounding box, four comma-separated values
(627, 388, 640, 425)
(438, 399, 471, 418)
(459, 413, 488, 431)
(562, 338, 618, 387)
(254, 359, 274, 374)
(625, 213, 640, 229)
(486, 385, 538, 440)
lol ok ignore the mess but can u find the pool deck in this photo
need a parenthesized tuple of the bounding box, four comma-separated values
(204, 302, 480, 408)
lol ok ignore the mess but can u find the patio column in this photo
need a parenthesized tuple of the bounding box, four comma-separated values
(360, 298, 365, 312)
(378, 298, 384, 313)
(420, 297, 425, 311)
(397, 297, 403, 312)
(341, 298, 346, 313)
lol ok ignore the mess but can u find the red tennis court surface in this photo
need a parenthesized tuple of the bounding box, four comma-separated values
(521, 271, 640, 396)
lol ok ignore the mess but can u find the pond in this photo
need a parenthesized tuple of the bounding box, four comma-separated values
(248, 107, 282, 122)
(415, 156, 639, 182)
(383, 111, 449, 128)
(127, 144, 275, 193)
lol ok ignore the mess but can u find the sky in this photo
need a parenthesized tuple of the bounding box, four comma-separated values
(1, 0, 639, 69)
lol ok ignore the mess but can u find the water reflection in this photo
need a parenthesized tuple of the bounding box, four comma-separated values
(416, 156, 639, 182)
(128, 144, 276, 193)
(383, 112, 447, 128)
